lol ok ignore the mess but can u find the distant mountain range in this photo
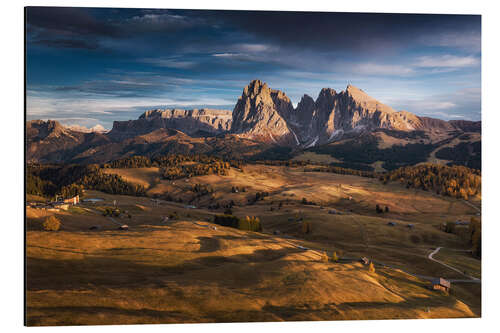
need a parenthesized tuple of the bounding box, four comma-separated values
(26, 80, 481, 170)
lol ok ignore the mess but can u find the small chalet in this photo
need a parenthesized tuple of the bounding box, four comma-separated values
(431, 278, 451, 292)
(360, 257, 370, 265)
(63, 195, 80, 205)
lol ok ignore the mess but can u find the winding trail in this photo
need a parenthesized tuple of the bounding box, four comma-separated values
(461, 199, 481, 213)
(428, 247, 480, 282)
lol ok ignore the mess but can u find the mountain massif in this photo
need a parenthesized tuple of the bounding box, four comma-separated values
(26, 80, 481, 170)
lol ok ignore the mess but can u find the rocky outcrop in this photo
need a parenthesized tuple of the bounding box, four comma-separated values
(230, 80, 296, 144)
(237, 82, 426, 146)
(109, 108, 232, 141)
(26, 80, 482, 164)
(26, 120, 86, 162)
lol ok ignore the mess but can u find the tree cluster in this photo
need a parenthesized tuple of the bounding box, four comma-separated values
(191, 183, 214, 196)
(304, 165, 376, 178)
(301, 221, 312, 234)
(380, 164, 481, 200)
(104, 154, 236, 180)
(213, 214, 262, 232)
(27, 163, 145, 199)
(469, 217, 481, 258)
(248, 191, 269, 204)
(231, 186, 246, 193)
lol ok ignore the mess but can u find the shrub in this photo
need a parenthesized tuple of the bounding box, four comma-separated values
(224, 208, 233, 215)
(213, 214, 240, 228)
(238, 216, 262, 232)
(331, 251, 339, 262)
(214, 215, 262, 232)
(301, 221, 312, 234)
(368, 262, 376, 273)
(320, 251, 329, 263)
(43, 216, 61, 231)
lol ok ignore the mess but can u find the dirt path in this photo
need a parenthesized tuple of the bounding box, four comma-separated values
(107, 216, 123, 226)
(428, 247, 480, 281)
(461, 200, 481, 213)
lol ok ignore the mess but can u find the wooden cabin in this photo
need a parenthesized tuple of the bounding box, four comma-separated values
(431, 278, 451, 292)
(63, 195, 80, 205)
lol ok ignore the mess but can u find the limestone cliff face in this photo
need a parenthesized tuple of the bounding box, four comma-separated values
(26, 120, 87, 163)
(27, 80, 481, 164)
(109, 108, 232, 141)
(304, 85, 423, 145)
(92, 80, 475, 147)
(230, 80, 296, 145)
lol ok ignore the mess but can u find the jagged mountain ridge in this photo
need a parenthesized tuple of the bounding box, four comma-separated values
(109, 108, 232, 141)
(105, 79, 478, 148)
(231, 80, 445, 147)
(230, 80, 297, 145)
(26, 80, 481, 168)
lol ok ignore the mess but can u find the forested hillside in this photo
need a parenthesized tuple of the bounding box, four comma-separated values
(380, 164, 481, 200)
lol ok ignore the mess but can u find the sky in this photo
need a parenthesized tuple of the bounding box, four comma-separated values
(26, 7, 481, 130)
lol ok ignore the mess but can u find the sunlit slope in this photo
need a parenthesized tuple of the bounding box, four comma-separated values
(26, 221, 474, 326)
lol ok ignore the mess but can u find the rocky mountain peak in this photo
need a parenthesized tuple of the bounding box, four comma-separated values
(318, 88, 337, 99)
(243, 79, 268, 97)
(27, 119, 67, 139)
(231, 80, 295, 144)
(344, 84, 396, 114)
(297, 94, 315, 111)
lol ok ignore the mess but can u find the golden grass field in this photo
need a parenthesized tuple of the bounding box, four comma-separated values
(26, 164, 481, 325)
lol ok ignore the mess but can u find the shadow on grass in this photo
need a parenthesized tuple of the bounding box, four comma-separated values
(197, 236, 221, 253)
(26, 246, 304, 291)
(26, 305, 190, 326)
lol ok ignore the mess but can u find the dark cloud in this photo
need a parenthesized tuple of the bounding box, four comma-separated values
(26, 8, 480, 54)
(33, 38, 99, 49)
(25, 8, 481, 126)
(26, 7, 208, 50)
(26, 7, 122, 37)
(207, 11, 481, 54)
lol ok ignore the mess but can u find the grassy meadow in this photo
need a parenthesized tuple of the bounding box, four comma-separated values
(26, 163, 481, 325)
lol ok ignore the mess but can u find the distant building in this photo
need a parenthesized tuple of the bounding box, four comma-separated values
(360, 257, 370, 265)
(387, 222, 397, 226)
(63, 195, 80, 205)
(431, 278, 451, 292)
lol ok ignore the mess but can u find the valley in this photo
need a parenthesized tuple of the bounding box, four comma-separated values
(26, 163, 481, 325)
